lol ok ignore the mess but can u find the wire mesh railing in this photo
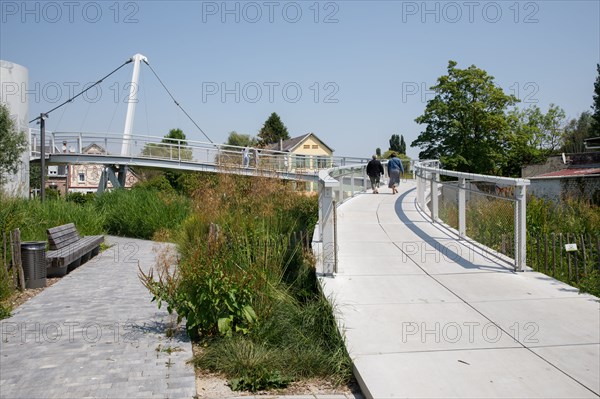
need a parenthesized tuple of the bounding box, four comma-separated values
(415, 160, 530, 271)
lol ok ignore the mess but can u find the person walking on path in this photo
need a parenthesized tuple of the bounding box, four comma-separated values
(387, 152, 404, 194)
(366, 155, 384, 194)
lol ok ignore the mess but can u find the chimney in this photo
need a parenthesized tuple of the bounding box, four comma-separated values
(279, 138, 283, 151)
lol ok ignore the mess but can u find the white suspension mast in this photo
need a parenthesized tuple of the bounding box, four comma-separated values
(121, 53, 148, 156)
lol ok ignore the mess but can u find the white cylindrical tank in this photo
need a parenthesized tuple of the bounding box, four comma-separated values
(0, 60, 29, 198)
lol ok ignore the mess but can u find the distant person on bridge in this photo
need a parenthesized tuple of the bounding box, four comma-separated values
(242, 146, 250, 168)
(366, 155, 384, 194)
(387, 153, 404, 194)
(254, 147, 260, 168)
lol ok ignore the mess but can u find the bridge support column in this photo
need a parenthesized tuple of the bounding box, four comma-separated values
(96, 165, 127, 195)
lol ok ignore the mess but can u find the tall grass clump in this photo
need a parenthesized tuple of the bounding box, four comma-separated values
(525, 196, 600, 296)
(95, 187, 190, 240)
(454, 192, 599, 295)
(0, 192, 106, 318)
(140, 174, 351, 391)
(0, 194, 104, 241)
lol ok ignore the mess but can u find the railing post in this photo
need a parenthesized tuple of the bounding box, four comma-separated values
(430, 171, 439, 222)
(515, 184, 527, 271)
(458, 177, 466, 238)
(416, 168, 423, 209)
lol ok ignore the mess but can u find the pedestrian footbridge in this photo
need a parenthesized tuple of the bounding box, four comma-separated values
(312, 162, 600, 398)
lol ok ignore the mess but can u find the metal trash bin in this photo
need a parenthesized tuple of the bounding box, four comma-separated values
(21, 241, 47, 289)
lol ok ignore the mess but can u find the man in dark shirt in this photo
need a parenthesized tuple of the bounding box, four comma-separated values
(366, 155, 384, 194)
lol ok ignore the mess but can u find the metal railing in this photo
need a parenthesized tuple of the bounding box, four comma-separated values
(28, 129, 369, 177)
(413, 160, 530, 271)
(315, 163, 370, 276)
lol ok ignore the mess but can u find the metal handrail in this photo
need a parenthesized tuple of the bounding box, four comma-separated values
(413, 160, 530, 271)
(29, 129, 369, 175)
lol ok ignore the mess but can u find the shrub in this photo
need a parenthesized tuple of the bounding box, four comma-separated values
(95, 189, 189, 239)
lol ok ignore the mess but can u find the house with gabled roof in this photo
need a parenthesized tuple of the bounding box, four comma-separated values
(265, 132, 334, 169)
(264, 133, 335, 191)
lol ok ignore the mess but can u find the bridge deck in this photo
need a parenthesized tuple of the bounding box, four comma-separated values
(320, 182, 600, 398)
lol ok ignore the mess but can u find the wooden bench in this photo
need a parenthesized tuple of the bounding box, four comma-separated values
(46, 223, 104, 277)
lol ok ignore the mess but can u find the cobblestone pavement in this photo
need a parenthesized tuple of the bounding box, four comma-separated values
(0, 236, 196, 399)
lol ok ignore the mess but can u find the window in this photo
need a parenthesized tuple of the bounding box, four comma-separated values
(295, 155, 307, 168)
(317, 157, 330, 169)
(312, 145, 318, 149)
(303, 144, 310, 149)
(78, 173, 85, 183)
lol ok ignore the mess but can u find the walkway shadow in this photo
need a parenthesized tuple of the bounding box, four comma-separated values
(393, 188, 515, 273)
(126, 319, 191, 343)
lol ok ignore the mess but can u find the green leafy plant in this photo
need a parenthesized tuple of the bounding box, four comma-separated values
(229, 370, 291, 392)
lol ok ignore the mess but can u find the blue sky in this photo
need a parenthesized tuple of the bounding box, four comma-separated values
(1, 0, 599, 158)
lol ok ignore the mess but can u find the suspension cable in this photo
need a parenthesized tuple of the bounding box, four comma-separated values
(143, 60, 213, 144)
(29, 59, 133, 124)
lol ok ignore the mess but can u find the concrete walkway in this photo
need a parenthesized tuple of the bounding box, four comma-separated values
(0, 236, 196, 399)
(320, 182, 600, 398)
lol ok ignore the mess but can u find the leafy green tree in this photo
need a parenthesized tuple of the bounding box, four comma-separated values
(0, 103, 27, 186)
(29, 162, 41, 190)
(591, 63, 600, 136)
(142, 128, 192, 160)
(562, 112, 592, 153)
(389, 134, 406, 154)
(411, 60, 518, 175)
(258, 112, 289, 146)
(389, 134, 401, 153)
(503, 104, 566, 176)
(226, 131, 257, 147)
(162, 128, 187, 145)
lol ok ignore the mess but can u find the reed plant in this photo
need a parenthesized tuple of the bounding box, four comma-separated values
(141, 173, 351, 391)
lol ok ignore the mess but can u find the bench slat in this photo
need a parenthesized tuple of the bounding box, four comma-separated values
(46, 223, 104, 268)
(47, 223, 81, 250)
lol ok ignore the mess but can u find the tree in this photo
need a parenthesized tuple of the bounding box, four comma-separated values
(142, 128, 192, 160)
(502, 104, 566, 176)
(562, 112, 593, 153)
(226, 131, 257, 147)
(389, 134, 401, 152)
(0, 103, 27, 186)
(162, 128, 187, 145)
(257, 112, 289, 146)
(411, 61, 518, 175)
(591, 63, 600, 136)
(389, 134, 407, 154)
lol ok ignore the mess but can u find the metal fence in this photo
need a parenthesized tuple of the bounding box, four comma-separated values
(29, 130, 369, 175)
(315, 164, 370, 276)
(414, 160, 530, 271)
